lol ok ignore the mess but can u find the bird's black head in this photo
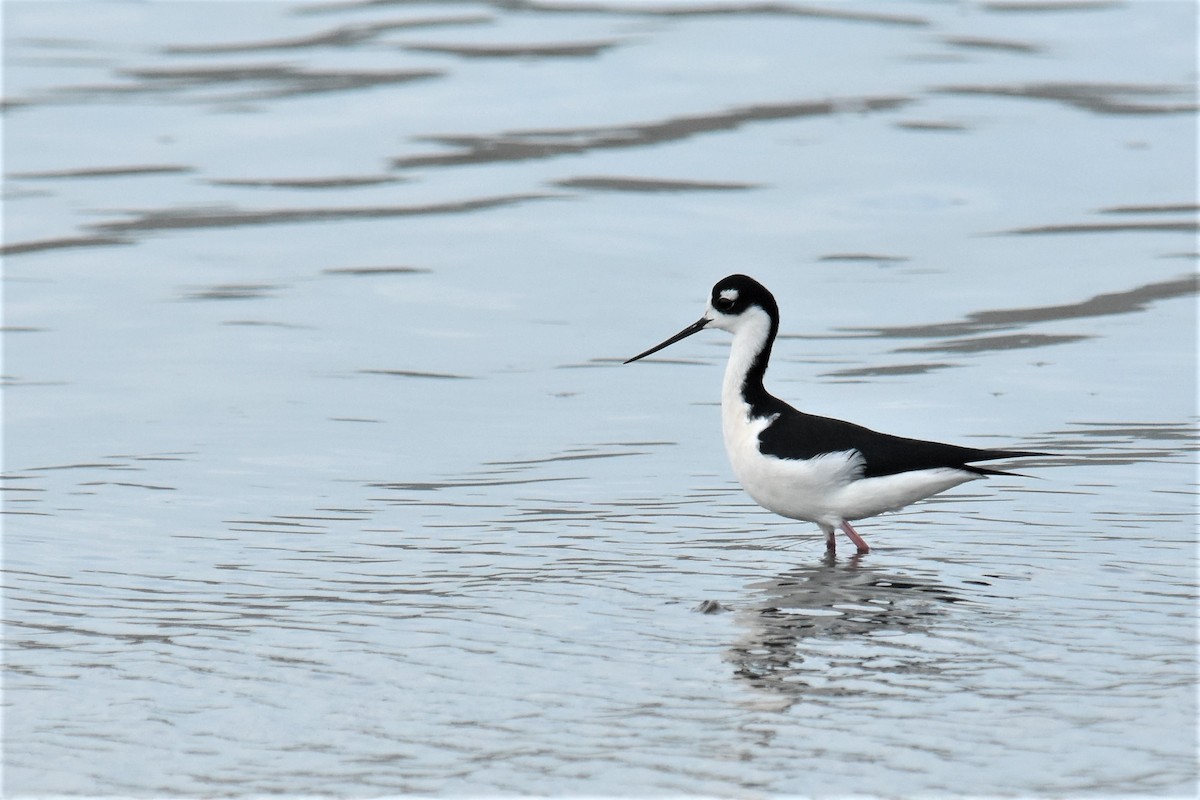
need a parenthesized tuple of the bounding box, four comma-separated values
(624, 274, 780, 364)
(708, 274, 779, 327)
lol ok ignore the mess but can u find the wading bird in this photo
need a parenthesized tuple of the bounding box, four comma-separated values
(625, 274, 1041, 554)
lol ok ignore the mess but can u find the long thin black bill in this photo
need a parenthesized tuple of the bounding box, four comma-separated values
(624, 317, 709, 364)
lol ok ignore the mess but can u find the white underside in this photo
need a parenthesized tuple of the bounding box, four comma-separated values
(718, 312, 979, 527)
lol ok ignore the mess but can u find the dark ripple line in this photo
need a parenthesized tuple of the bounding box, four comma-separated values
(846, 275, 1198, 339)
(393, 96, 912, 168)
(89, 193, 556, 234)
(371, 476, 579, 491)
(0, 234, 132, 256)
(937, 81, 1197, 114)
(483, 451, 647, 466)
(108, 64, 443, 101)
(359, 369, 472, 380)
(553, 175, 760, 192)
(1005, 220, 1199, 235)
(490, 0, 929, 27)
(9, 164, 193, 179)
(301, 0, 928, 27)
(165, 14, 494, 54)
(895, 333, 1092, 354)
(210, 175, 404, 189)
(403, 40, 620, 59)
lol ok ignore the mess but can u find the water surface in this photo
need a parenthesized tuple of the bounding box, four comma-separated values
(3, 0, 1197, 796)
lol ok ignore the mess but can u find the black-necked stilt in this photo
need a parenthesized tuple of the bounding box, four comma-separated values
(625, 274, 1041, 555)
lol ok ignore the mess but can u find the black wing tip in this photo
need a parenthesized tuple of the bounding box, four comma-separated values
(962, 450, 1049, 478)
(980, 448, 1048, 459)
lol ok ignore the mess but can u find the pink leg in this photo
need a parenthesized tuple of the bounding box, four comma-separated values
(840, 520, 870, 554)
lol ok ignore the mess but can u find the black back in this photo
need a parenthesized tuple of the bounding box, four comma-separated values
(720, 275, 1040, 477)
(756, 396, 1039, 478)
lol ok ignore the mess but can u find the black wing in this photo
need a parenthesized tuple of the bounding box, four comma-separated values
(756, 400, 1040, 479)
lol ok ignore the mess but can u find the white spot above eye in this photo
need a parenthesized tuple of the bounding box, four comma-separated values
(719, 288, 738, 301)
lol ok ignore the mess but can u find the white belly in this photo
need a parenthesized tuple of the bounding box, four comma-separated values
(721, 400, 980, 526)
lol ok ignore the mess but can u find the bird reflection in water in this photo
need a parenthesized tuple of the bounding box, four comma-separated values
(725, 553, 967, 700)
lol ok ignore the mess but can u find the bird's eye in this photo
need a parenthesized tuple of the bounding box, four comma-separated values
(714, 296, 735, 312)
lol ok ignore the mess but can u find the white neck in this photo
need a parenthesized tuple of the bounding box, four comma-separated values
(720, 306, 773, 422)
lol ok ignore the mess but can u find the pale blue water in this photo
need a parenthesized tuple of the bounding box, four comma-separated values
(3, 0, 1197, 796)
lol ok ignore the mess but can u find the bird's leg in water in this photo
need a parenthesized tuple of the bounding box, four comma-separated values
(840, 521, 870, 554)
(821, 524, 836, 552)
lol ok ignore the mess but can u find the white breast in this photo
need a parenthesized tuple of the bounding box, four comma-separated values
(717, 310, 981, 526)
(720, 398, 980, 525)
(718, 316, 863, 526)
(721, 396, 862, 525)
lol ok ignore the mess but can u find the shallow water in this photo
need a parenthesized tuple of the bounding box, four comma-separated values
(3, 0, 1198, 796)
